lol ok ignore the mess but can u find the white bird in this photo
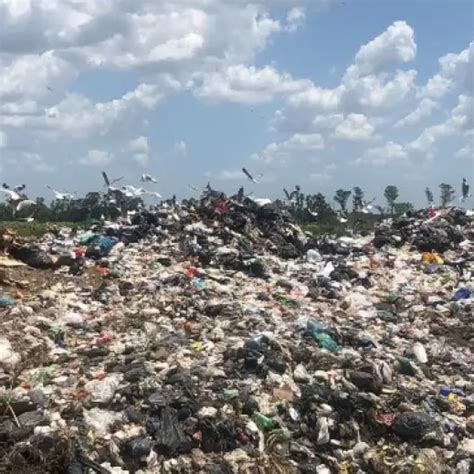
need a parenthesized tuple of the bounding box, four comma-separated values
(242, 167, 263, 184)
(17, 217, 35, 222)
(141, 174, 157, 184)
(121, 185, 146, 197)
(361, 198, 376, 214)
(188, 184, 199, 192)
(0, 189, 21, 201)
(143, 190, 162, 199)
(16, 200, 36, 212)
(46, 185, 75, 200)
(307, 209, 318, 217)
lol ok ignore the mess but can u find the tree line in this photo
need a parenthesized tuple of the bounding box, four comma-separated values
(0, 182, 461, 224)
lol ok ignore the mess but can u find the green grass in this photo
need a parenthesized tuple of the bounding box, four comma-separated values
(0, 221, 82, 237)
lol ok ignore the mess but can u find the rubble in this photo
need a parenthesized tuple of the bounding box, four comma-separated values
(0, 192, 473, 473)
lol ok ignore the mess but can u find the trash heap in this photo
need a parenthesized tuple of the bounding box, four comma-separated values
(0, 194, 473, 473)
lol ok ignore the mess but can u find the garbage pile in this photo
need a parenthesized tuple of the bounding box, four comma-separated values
(373, 207, 474, 253)
(0, 194, 473, 473)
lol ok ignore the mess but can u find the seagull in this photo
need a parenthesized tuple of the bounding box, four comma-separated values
(141, 174, 158, 184)
(16, 200, 36, 213)
(47, 86, 53, 92)
(461, 177, 471, 201)
(46, 185, 75, 200)
(307, 209, 319, 217)
(361, 198, 376, 214)
(188, 184, 199, 192)
(242, 167, 263, 184)
(337, 212, 348, 224)
(0, 188, 21, 201)
(17, 217, 35, 222)
(121, 185, 147, 197)
(3, 183, 26, 193)
(143, 190, 162, 199)
(102, 171, 124, 191)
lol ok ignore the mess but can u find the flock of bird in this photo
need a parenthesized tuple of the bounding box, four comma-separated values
(0, 168, 471, 223)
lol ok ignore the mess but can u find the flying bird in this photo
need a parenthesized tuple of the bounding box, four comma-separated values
(121, 185, 145, 197)
(188, 184, 199, 192)
(141, 174, 157, 184)
(242, 167, 263, 184)
(16, 200, 36, 211)
(3, 183, 26, 192)
(46, 185, 75, 200)
(0, 188, 21, 201)
(143, 190, 162, 199)
(461, 177, 471, 201)
(307, 209, 318, 217)
(102, 171, 124, 190)
(361, 198, 376, 214)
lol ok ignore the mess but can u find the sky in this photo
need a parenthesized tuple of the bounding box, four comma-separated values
(0, 0, 473, 207)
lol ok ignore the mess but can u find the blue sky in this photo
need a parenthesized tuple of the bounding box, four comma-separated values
(0, 0, 472, 207)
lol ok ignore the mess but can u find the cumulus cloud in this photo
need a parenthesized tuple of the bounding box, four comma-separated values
(252, 133, 325, 164)
(9, 152, 56, 173)
(285, 7, 306, 33)
(356, 141, 407, 166)
(350, 21, 416, 77)
(420, 42, 473, 99)
(394, 98, 438, 128)
(193, 65, 311, 104)
(333, 113, 374, 140)
(80, 149, 114, 167)
(128, 136, 150, 165)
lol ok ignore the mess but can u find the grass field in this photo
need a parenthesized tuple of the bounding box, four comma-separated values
(0, 221, 82, 237)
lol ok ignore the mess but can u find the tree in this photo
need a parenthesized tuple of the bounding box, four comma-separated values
(424, 187, 434, 207)
(439, 183, 455, 207)
(311, 193, 335, 220)
(352, 187, 364, 212)
(384, 185, 399, 214)
(334, 189, 351, 212)
(393, 202, 414, 215)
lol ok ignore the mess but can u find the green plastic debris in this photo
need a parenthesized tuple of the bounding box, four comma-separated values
(273, 294, 299, 308)
(252, 411, 276, 431)
(222, 389, 239, 401)
(79, 231, 97, 245)
(313, 332, 340, 352)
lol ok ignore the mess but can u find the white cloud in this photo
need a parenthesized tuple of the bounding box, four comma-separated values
(420, 42, 473, 99)
(309, 172, 331, 181)
(394, 98, 438, 128)
(408, 94, 473, 155)
(10, 152, 55, 173)
(252, 133, 324, 164)
(0, 130, 7, 148)
(455, 144, 474, 160)
(128, 136, 150, 165)
(285, 7, 306, 33)
(351, 21, 416, 76)
(80, 149, 114, 167)
(193, 64, 311, 104)
(333, 113, 374, 140)
(174, 140, 187, 157)
(356, 141, 407, 166)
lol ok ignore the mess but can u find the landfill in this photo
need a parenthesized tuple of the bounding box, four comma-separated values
(0, 190, 473, 473)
